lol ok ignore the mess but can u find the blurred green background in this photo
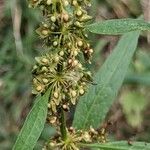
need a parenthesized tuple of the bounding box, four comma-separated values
(0, 0, 150, 149)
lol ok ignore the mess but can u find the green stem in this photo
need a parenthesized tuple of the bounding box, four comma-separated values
(60, 108, 67, 141)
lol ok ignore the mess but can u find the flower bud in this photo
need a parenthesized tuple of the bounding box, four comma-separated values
(43, 23, 48, 28)
(82, 132, 91, 142)
(33, 78, 38, 84)
(41, 58, 49, 64)
(62, 104, 69, 111)
(67, 42, 71, 47)
(68, 126, 75, 133)
(36, 85, 42, 91)
(33, 65, 38, 70)
(63, 13, 69, 22)
(77, 40, 83, 47)
(72, 0, 77, 6)
(63, 0, 69, 6)
(47, 0, 52, 5)
(89, 48, 93, 54)
(71, 90, 77, 97)
(68, 59, 72, 64)
(51, 26, 55, 30)
(90, 126, 97, 134)
(59, 51, 64, 56)
(54, 91, 59, 99)
(72, 60, 78, 66)
(53, 41, 58, 46)
(47, 103, 51, 108)
(78, 63, 82, 68)
(79, 15, 92, 22)
(41, 29, 49, 36)
(41, 66, 48, 72)
(74, 50, 78, 56)
(49, 116, 57, 124)
(76, 10, 82, 16)
(49, 141, 56, 147)
(79, 88, 84, 95)
(74, 21, 83, 28)
(54, 56, 59, 62)
(51, 16, 56, 22)
(42, 78, 49, 84)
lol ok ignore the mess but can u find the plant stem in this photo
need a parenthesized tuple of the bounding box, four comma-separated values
(60, 108, 67, 141)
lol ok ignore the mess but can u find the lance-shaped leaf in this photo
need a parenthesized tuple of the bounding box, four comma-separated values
(79, 141, 150, 150)
(86, 19, 150, 35)
(73, 31, 140, 129)
(13, 89, 50, 150)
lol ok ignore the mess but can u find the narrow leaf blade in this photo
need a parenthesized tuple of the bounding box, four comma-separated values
(13, 90, 50, 150)
(73, 31, 140, 129)
(86, 19, 150, 35)
(80, 141, 150, 150)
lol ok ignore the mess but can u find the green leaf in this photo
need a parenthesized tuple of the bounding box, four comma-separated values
(86, 19, 150, 35)
(79, 141, 150, 150)
(13, 89, 50, 150)
(73, 31, 140, 129)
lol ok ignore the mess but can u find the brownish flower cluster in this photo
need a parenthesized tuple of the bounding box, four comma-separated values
(29, 0, 93, 125)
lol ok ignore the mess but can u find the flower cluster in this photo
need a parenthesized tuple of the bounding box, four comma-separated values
(43, 126, 107, 150)
(29, 0, 93, 125)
